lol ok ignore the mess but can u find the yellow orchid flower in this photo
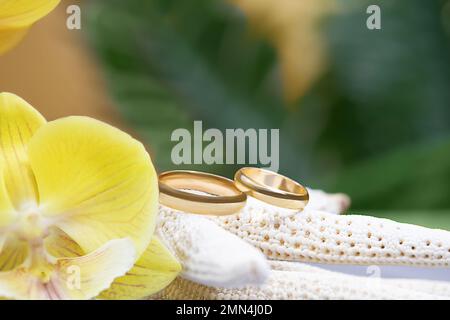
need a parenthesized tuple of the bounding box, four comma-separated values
(0, 92, 181, 299)
(0, 0, 60, 54)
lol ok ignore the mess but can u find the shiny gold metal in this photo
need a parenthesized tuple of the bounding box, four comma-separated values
(234, 167, 309, 210)
(159, 170, 247, 215)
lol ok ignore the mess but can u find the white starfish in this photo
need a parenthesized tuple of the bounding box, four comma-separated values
(155, 260, 449, 300)
(306, 188, 351, 214)
(213, 198, 450, 267)
(156, 207, 269, 288)
(153, 189, 450, 300)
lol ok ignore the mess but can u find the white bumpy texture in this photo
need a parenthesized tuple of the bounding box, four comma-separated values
(306, 189, 351, 214)
(154, 264, 445, 300)
(157, 205, 270, 288)
(153, 190, 450, 300)
(212, 198, 450, 267)
(269, 261, 450, 298)
(385, 278, 450, 298)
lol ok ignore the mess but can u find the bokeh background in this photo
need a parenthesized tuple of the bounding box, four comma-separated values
(1, 0, 450, 229)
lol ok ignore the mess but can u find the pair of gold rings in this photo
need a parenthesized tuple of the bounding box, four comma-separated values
(159, 168, 309, 216)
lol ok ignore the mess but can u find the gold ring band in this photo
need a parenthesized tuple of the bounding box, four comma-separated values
(234, 167, 309, 210)
(159, 170, 247, 215)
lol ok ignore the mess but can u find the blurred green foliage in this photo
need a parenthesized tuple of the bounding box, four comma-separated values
(86, 0, 450, 228)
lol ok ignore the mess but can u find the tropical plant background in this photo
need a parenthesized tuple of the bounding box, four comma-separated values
(1, 0, 449, 229)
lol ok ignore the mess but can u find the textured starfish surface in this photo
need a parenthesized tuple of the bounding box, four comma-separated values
(213, 198, 450, 267)
(306, 189, 351, 214)
(157, 206, 269, 288)
(153, 189, 450, 299)
(156, 189, 348, 288)
(155, 260, 449, 300)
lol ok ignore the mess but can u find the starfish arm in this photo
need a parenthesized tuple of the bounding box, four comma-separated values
(385, 278, 450, 298)
(157, 206, 270, 288)
(213, 198, 450, 267)
(307, 188, 350, 214)
(152, 267, 444, 300)
(269, 261, 450, 298)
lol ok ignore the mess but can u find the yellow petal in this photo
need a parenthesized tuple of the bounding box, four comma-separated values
(0, 1, 59, 54)
(0, 93, 46, 210)
(0, 238, 136, 300)
(0, 0, 60, 28)
(28, 116, 158, 256)
(56, 238, 136, 300)
(99, 237, 181, 300)
(44, 228, 84, 259)
(0, 236, 28, 272)
(0, 162, 15, 227)
(0, 26, 28, 54)
(44, 230, 180, 300)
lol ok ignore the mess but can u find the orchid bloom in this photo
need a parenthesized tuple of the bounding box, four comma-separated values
(0, 0, 60, 54)
(0, 93, 181, 300)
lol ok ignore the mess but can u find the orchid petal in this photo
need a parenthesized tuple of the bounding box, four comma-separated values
(0, 93, 46, 210)
(44, 228, 84, 259)
(0, 0, 60, 27)
(28, 116, 158, 256)
(0, 163, 15, 228)
(0, 238, 135, 300)
(0, 1, 60, 54)
(99, 237, 181, 300)
(0, 236, 28, 271)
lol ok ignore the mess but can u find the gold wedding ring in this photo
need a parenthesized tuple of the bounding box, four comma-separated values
(159, 170, 247, 215)
(234, 167, 309, 210)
